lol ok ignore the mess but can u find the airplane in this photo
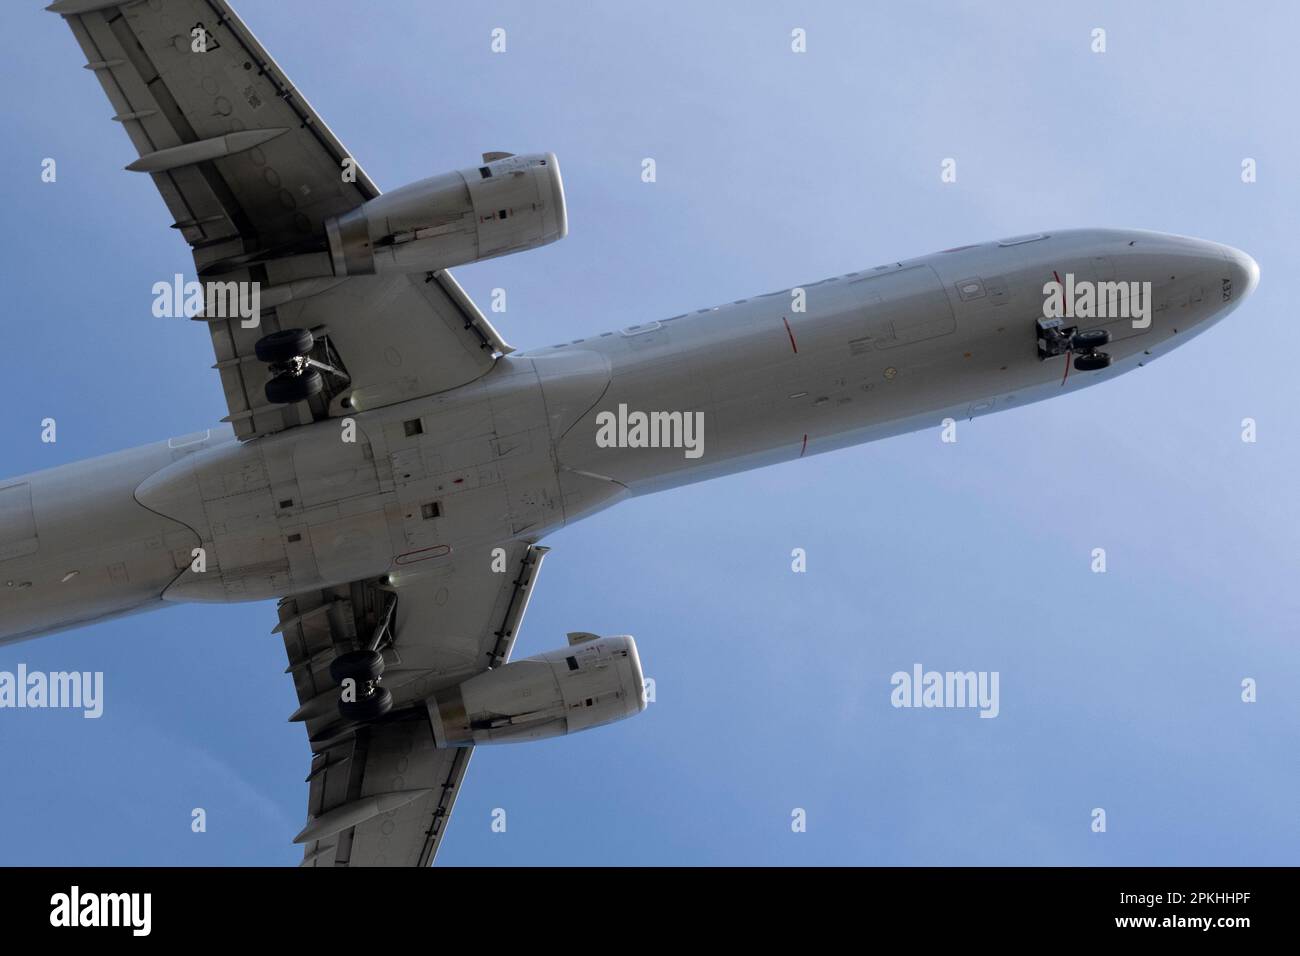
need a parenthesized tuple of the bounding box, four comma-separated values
(3, 0, 1258, 866)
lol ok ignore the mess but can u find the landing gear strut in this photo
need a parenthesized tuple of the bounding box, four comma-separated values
(1036, 318, 1113, 373)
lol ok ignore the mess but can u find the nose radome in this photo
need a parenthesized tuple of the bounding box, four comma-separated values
(1147, 232, 1260, 305)
(1221, 244, 1260, 300)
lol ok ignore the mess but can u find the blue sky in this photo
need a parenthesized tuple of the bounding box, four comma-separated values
(0, 0, 1296, 865)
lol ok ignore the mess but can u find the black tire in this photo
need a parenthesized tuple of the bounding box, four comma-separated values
(1073, 351, 1112, 372)
(255, 328, 315, 364)
(265, 368, 323, 404)
(329, 649, 385, 685)
(339, 686, 392, 723)
(1071, 329, 1112, 352)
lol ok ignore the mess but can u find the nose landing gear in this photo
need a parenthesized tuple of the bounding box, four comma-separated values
(1036, 318, 1113, 374)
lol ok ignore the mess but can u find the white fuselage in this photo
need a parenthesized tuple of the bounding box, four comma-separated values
(0, 229, 1257, 644)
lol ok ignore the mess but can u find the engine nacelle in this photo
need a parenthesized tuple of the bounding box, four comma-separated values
(425, 634, 645, 747)
(325, 152, 567, 277)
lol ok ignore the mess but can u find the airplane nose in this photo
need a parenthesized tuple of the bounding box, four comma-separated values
(1221, 244, 1260, 301)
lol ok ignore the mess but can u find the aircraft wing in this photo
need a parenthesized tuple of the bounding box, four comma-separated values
(278, 542, 549, 866)
(50, 0, 511, 439)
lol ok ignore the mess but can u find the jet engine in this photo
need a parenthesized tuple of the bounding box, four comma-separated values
(324, 152, 567, 277)
(425, 634, 645, 747)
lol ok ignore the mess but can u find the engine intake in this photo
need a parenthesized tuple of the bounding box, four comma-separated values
(325, 152, 567, 276)
(426, 634, 645, 747)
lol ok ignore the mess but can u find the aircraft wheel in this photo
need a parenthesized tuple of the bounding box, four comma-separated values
(255, 328, 315, 363)
(1071, 329, 1111, 352)
(329, 649, 385, 685)
(339, 686, 393, 723)
(1073, 351, 1112, 372)
(265, 369, 324, 404)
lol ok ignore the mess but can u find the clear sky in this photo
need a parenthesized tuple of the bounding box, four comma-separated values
(0, 0, 1295, 865)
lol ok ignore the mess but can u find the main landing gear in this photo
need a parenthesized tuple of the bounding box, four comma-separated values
(327, 593, 399, 725)
(255, 327, 349, 405)
(1036, 318, 1113, 372)
(330, 648, 393, 722)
